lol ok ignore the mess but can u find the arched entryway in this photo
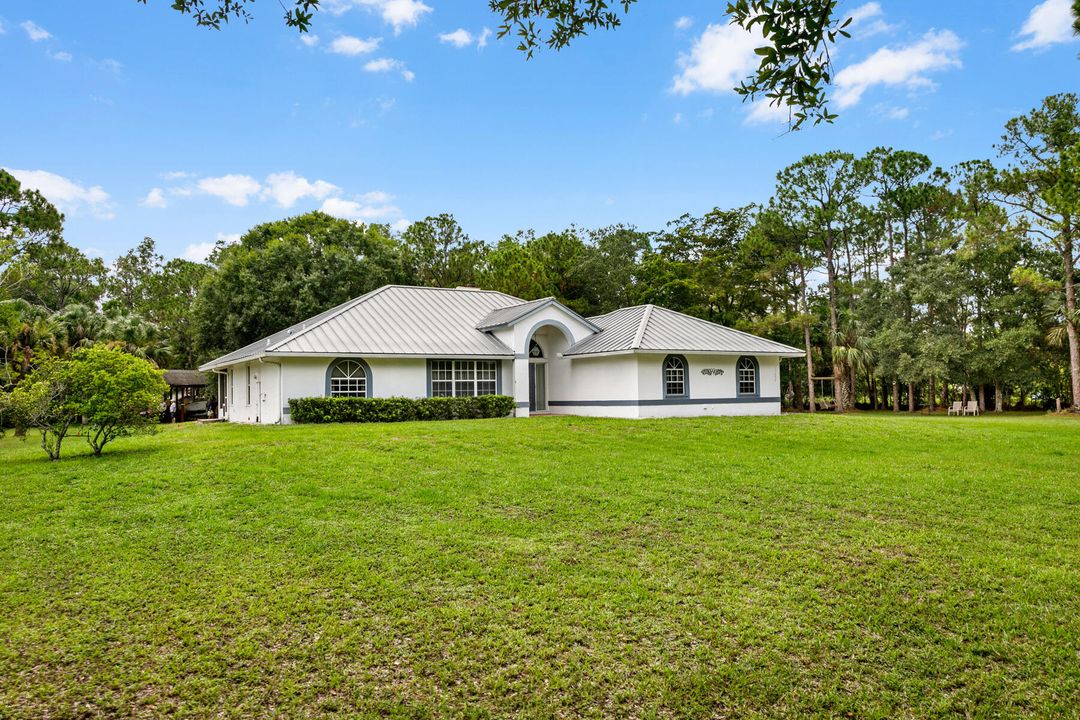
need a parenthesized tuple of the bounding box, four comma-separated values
(522, 321, 574, 414)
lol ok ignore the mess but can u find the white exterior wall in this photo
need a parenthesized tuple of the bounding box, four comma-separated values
(545, 352, 782, 419)
(635, 353, 781, 418)
(549, 354, 640, 418)
(223, 355, 512, 424)
(505, 305, 599, 418)
(223, 361, 282, 424)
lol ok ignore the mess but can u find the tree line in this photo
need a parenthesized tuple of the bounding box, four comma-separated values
(2, 93, 1078, 413)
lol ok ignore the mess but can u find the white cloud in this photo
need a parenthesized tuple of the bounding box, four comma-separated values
(21, 20, 50, 42)
(671, 22, 763, 95)
(140, 187, 168, 208)
(320, 194, 401, 221)
(51, 50, 72, 62)
(261, 171, 339, 208)
(101, 58, 123, 73)
(197, 174, 262, 206)
(324, 0, 432, 33)
(477, 27, 492, 48)
(833, 29, 963, 109)
(846, 2, 896, 38)
(5, 168, 114, 219)
(162, 170, 192, 180)
(439, 28, 473, 47)
(391, 218, 411, 232)
(884, 105, 910, 120)
(1013, 0, 1077, 51)
(744, 101, 792, 125)
(183, 232, 240, 263)
(672, 112, 683, 124)
(675, 16, 693, 30)
(182, 242, 216, 262)
(364, 57, 413, 80)
(358, 190, 394, 204)
(0, 19, 6, 35)
(300, 33, 320, 47)
(330, 35, 381, 56)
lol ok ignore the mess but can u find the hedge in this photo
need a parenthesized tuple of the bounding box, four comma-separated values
(289, 395, 517, 424)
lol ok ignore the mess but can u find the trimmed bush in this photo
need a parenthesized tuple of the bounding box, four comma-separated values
(289, 395, 516, 424)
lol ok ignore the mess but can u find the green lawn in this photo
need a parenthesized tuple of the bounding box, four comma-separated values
(1, 414, 1078, 718)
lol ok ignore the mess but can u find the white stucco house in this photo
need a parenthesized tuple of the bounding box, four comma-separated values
(199, 285, 803, 423)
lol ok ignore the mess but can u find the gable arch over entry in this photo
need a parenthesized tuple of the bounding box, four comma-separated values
(522, 318, 576, 357)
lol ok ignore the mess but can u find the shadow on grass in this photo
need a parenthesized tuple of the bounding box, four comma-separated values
(6, 439, 166, 466)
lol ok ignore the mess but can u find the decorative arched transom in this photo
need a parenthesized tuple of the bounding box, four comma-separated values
(736, 356, 759, 397)
(663, 354, 688, 398)
(326, 358, 370, 398)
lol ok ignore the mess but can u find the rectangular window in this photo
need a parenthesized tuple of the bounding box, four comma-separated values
(431, 360, 454, 397)
(664, 368, 684, 396)
(430, 360, 498, 397)
(738, 367, 756, 395)
(246, 365, 251, 405)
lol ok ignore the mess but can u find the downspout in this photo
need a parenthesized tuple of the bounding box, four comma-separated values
(259, 358, 284, 425)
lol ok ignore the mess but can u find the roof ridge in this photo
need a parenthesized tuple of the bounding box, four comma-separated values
(631, 305, 654, 350)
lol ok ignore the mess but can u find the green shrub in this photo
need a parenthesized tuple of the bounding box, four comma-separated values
(289, 395, 516, 424)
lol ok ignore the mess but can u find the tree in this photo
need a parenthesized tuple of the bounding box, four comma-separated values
(401, 214, 486, 288)
(143, 258, 211, 368)
(106, 236, 162, 314)
(3, 240, 107, 312)
(0, 169, 64, 293)
(193, 211, 411, 356)
(0, 357, 74, 460)
(775, 151, 866, 411)
(136, 0, 319, 31)
(995, 93, 1080, 411)
(63, 346, 168, 456)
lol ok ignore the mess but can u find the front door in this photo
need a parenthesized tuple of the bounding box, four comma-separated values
(529, 362, 546, 412)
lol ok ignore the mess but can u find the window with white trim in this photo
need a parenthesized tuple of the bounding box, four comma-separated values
(246, 366, 251, 405)
(430, 360, 498, 397)
(663, 355, 687, 397)
(737, 356, 758, 396)
(329, 359, 368, 397)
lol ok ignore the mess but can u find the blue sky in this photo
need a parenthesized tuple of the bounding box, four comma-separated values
(2, 0, 1078, 262)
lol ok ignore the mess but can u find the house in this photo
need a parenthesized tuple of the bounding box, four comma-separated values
(198, 285, 804, 423)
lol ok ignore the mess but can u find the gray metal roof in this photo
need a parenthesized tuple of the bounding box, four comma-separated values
(475, 296, 600, 332)
(564, 305, 804, 357)
(200, 285, 524, 370)
(475, 297, 555, 330)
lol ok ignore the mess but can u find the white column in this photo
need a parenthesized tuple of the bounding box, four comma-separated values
(514, 356, 530, 417)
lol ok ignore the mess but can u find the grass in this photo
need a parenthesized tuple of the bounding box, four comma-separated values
(1, 413, 1078, 719)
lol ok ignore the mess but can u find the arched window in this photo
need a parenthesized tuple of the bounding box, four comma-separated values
(663, 355, 688, 397)
(528, 338, 544, 358)
(737, 356, 758, 396)
(329, 359, 368, 398)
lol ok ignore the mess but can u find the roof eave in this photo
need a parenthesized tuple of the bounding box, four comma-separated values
(564, 348, 806, 359)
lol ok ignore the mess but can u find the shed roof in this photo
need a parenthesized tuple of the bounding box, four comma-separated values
(200, 285, 525, 370)
(564, 305, 803, 357)
(162, 369, 208, 387)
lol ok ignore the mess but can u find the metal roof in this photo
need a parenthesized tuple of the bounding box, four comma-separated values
(564, 305, 804, 357)
(475, 297, 555, 330)
(200, 285, 524, 370)
(475, 296, 601, 332)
